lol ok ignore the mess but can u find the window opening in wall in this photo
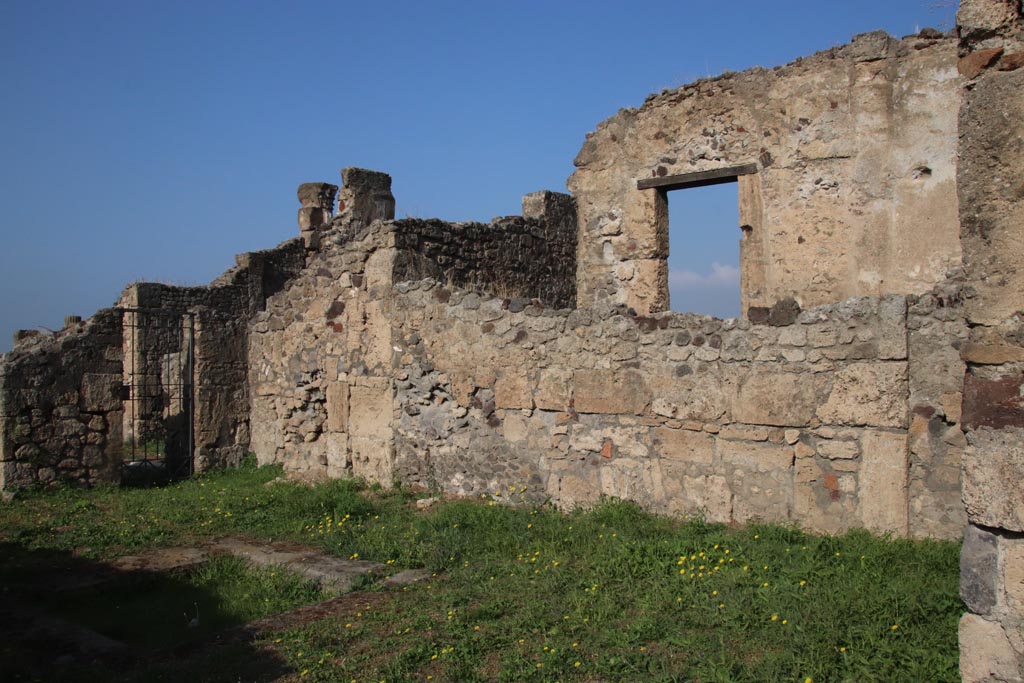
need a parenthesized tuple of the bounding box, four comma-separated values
(666, 181, 740, 318)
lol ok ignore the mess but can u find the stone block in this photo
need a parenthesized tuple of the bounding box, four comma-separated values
(449, 372, 475, 407)
(768, 298, 801, 326)
(350, 436, 393, 487)
(963, 428, 1024, 532)
(326, 382, 349, 432)
(662, 469, 731, 523)
(734, 370, 818, 427)
(961, 341, 1024, 365)
(297, 182, 338, 209)
(548, 465, 602, 509)
(495, 371, 533, 410)
(961, 524, 1000, 615)
(574, 369, 648, 415)
(323, 432, 349, 478)
(959, 614, 1021, 683)
(963, 371, 1024, 430)
(1005, 537, 1024, 616)
(80, 373, 122, 413)
(599, 458, 665, 504)
(727, 471, 791, 524)
(298, 207, 331, 232)
(817, 362, 908, 428)
(653, 427, 714, 464)
(535, 368, 572, 411)
(958, 48, 1004, 79)
(858, 430, 908, 535)
(570, 423, 649, 459)
(817, 439, 859, 459)
(719, 439, 794, 473)
(502, 412, 529, 443)
(349, 379, 392, 440)
(719, 424, 770, 441)
(648, 373, 729, 422)
(941, 392, 963, 424)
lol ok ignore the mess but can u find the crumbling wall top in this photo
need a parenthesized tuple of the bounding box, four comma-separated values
(570, 31, 962, 317)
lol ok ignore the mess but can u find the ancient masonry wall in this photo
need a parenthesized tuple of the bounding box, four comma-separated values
(0, 310, 124, 489)
(249, 182, 579, 481)
(0, 236, 308, 489)
(2, 6, 1022, 677)
(954, 1, 1024, 680)
(249, 207, 967, 541)
(392, 190, 578, 309)
(569, 31, 963, 316)
(256, 249, 964, 540)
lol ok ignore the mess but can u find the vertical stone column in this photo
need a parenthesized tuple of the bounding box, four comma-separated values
(338, 167, 395, 228)
(955, 1, 1024, 681)
(738, 173, 767, 314)
(297, 182, 338, 250)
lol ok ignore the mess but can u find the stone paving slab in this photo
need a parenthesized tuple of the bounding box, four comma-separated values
(208, 538, 385, 592)
(110, 546, 210, 574)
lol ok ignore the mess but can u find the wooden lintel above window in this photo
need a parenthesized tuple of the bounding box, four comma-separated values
(637, 163, 758, 191)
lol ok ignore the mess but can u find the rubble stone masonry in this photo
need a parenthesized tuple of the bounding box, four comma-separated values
(2, 3, 1022, 679)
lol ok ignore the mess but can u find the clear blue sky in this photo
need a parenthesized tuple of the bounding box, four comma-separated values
(0, 1, 956, 351)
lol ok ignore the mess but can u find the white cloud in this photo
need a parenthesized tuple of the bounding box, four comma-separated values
(668, 262, 740, 289)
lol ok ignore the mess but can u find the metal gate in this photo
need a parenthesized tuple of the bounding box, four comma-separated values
(119, 308, 195, 485)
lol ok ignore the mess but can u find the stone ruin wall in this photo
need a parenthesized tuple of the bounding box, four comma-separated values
(952, 1, 1024, 680)
(0, 236, 308, 490)
(1, 2, 1022, 678)
(570, 31, 963, 316)
(0, 310, 124, 489)
(249, 171, 580, 485)
(249, 202, 967, 540)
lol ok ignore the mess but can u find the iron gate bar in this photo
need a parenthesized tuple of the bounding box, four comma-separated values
(118, 308, 195, 484)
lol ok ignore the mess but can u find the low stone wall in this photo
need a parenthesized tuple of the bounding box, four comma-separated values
(0, 310, 124, 489)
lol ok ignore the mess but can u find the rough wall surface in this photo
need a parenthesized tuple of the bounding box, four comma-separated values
(955, 1, 1024, 680)
(569, 32, 962, 316)
(0, 310, 123, 489)
(0, 235, 309, 488)
(3, 8, 1024, 679)
(392, 190, 577, 309)
(249, 192, 967, 540)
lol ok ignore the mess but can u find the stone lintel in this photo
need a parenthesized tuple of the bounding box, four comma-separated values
(637, 163, 758, 191)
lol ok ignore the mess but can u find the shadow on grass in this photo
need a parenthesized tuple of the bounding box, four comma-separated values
(0, 542, 294, 683)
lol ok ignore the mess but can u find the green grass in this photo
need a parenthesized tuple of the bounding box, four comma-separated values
(0, 462, 963, 682)
(42, 555, 327, 649)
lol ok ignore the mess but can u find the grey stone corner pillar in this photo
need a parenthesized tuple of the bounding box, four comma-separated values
(338, 167, 396, 227)
(297, 182, 339, 250)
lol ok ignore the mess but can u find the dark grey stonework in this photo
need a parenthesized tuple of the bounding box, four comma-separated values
(391, 191, 577, 310)
(960, 523, 999, 615)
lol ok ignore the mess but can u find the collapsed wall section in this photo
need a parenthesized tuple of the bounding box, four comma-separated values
(0, 235, 310, 490)
(392, 190, 577, 308)
(569, 31, 962, 316)
(0, 310, 124, 489)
